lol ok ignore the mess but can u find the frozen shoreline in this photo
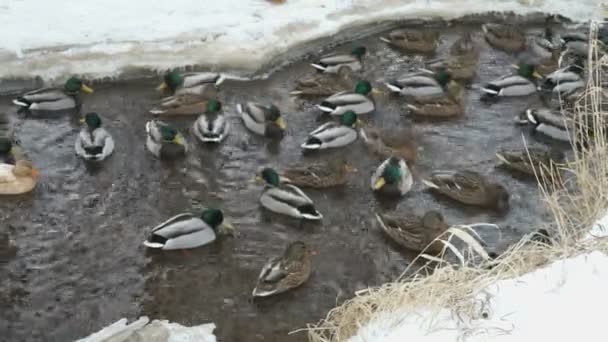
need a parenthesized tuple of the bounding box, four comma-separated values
(0, 0, 601, 89)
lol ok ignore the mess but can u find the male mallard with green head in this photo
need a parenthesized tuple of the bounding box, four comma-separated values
(310, 46, 367, 73)
(252, 241, 313, 298)
(301, 111, 359, 150)
(156, 70, 224, 96)
(256, 168, 323, 220)
(143, 208, 236, 250)
(145, 120, 188, 159)
(386, 69, 452, 102)
(380, 29, 440, 54)
(75, 112, 115, 161)
(481, 63, 542, 98)
(237, 102, 287, 139)
(317, 81, 377, 116)
(376, 210, 449, 254)
(0, 138, 15, 165)
(281, 157, 353, 188)
(371, 157, 413, 197)
(423, 170, 510, 212)
(290, 66, 355, 97)
(192, 99, 229, 143)
(496, 147, 564, 176)
(482, 23, 526, 52)
(13, 77, 93, 111)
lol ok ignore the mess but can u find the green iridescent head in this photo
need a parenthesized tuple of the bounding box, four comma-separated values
(354, 80, 373, 95)
(201, 208, 224, 228)
(207, 99, 222, 113)
(64, 77, 93, 94)
(0, 138, 12, 154)
(339, 111, 358, 127)
(84, 112, 102, 130)
(163, 70, 184, 92)
(517, 63, 541, 80)
(259, 167, 280, 187)
(159, 124, 178, 142)
(351, 46, 367, 58)
(435, 68, 451, 87)
(382, 157, 403, 184)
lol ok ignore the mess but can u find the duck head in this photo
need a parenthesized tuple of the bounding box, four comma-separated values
(82, 112, 102, 131)
(64, 77, 93, 94)
(157, 70, 184, 93)
(257, 167, 281, 187)
(374, 157, 403, 190)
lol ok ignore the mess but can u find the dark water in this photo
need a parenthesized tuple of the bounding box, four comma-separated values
(0, 23, 568, 342)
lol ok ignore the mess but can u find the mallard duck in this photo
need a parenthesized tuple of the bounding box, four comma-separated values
(252, 241, 313, 297)
(406, 81, 465, 118)
(560, 30, 589, 57)
(541, 62, 585, 96)
(301, 111, 359, 150)
(376, 211, 449, 254)
(237, 102, 286, 139)
(0, 160, 39, 195)
(426, 33, 479, 83)
(371, 157, 413, 196)
(290, 66, 355, 97)
(482, 23, 526, 52)
(317, 81, 376, 116)
(481, 63, 542, 98)
(192, 99, 229, 143)
(156, 70, 223, 96)
(517, 108, 569, 142)
(379, 29, 440, 54)
(360, 127, 417, 162)
(143, 208, 235, 250)
(149, 94, 210, 115)
(75, 112, 115, 161)
(12, 77, 93, 111)
(281, 157, 352, 188)
(0, 138, 15, 165)
(385, 69, 451, 101)
(531, 27, 560, 59)
(310, 46, 366, 73)
(256, 168, 323, 220)
(422, 170, 509, 211)
(496, 148, 564, 176)
(145, 120, 188, 159)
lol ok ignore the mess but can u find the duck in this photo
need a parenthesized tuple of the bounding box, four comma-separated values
(0, 160, 39, 195)
(149, 94, 211, 116)
(360, 127, 418, 162)
(143, 208, 236, 250)
(481, 63, 542, 98)
(422, 170, 510, 211)
(12, 77, 93, 111)
(385, 69, 451, 102)
(376, 210, 449, 254)
(406, 81, 465, 118)
(192, 99, 229, 143)
(541, 61, 585, 97)
(379, 29, 440, 54)
(290, 66, 355, 97)
(301, 111, 359, 150)
(317, 81, 377, 116)
(156, 70, 224, 96)
(237, 102, 287, 139)
(256, 168, 323, 220)
(496, 147, 564, 176)
(371, 157, 413, 197)
(75, 112, 115, 161)
(0, 138, 15, 165)
(281, 157, 353, 188)
(145, 120, 188, 159)
(310, 46, 367, 73)
(482, 23, 526, 52)
(560, 30, 589, 57)
(252, 241, 313, 298)
(517, 108, 569, 142)
(426, 33, 479, 84)
(531, 27, 560, 59)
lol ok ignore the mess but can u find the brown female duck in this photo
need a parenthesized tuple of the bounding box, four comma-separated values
(376, 210, 449, 254)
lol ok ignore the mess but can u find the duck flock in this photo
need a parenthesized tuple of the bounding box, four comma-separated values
(0, 19, 602, 298)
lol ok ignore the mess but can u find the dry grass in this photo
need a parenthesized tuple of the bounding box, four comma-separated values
(306, 23, 608, 342)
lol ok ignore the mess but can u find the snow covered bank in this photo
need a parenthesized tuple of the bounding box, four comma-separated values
(348, 250, 608, 341)
(0, 0, 601, 85)
(76, 317, 216, 342)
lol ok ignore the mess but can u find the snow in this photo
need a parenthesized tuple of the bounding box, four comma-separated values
(349, 251, 608, 342)
(0, 0, 601, 84)
(76, 316, 217, 342)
